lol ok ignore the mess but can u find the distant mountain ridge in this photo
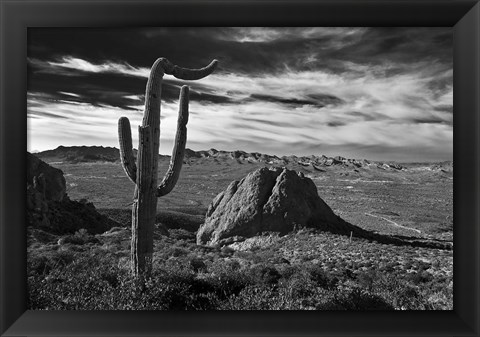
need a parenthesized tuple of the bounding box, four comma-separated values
(35, 145, 452, 172)
(184, 148, 401, 170)
(37, 146, 122, 163)
(36, 145, 166, 163)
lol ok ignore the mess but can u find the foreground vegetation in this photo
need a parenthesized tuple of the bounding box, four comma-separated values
(28, 223, 453, 310)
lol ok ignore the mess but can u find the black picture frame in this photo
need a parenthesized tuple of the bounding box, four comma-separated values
(1, 0, 479, 336)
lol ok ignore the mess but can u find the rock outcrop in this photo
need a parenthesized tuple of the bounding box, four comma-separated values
(27, 152, 66, 202)
(197, 167, 346, 245)
(27, 152, 115, 234)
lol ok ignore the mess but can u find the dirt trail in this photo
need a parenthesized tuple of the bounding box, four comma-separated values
(365, 213, 422, 234)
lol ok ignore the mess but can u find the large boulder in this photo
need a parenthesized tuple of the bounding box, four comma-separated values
(197, 167, 345, 245)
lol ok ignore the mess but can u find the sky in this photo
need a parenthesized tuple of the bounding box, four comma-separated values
(27, 27, 453, 162)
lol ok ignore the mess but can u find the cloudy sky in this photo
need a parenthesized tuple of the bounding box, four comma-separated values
(27, 27, 452, 162)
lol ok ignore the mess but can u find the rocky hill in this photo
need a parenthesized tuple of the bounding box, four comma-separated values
(36, 145, 122, 163)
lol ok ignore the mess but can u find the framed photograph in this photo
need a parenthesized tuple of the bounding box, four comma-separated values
(1, 0, 479, 336)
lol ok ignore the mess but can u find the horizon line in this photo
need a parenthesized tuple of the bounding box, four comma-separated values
(28, 144, 453, 164)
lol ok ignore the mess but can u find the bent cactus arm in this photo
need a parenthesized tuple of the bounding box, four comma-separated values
(157, 58, 218, 81)
(157, 85, 189, 197)
(118, 117, 137, 184)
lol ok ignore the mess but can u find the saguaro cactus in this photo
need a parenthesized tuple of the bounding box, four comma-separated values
(118, 57, 218, 277)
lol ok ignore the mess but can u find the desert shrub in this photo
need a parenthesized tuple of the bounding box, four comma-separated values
(277, 264, 302, 279)
(380, 261, 397, 272)
(188, 257, 207, 273)
(59, 228, 100, 245)
(27, 248, 75, 276)
(164, 246, 190, 258)
(279, 273, 317, 300)
(405, 271, 434, 284)
(307, 264, 339, 289)
(28, 256, 52, 276)
(247, 264, 281, 286)
(220, 285, 280, 310)
(369, 271, 428, 310)
(140, 273, 213, 310)
(316, 287, 394, 310)
(100, 269, 120, 288)
(383, 283, 425, 310)
(29, 228, 58, 244)
(207, 260, 252, 298)
(152, 245, 193, 270)
(423, 287, 453, 310)
(355, 270, 377, 290)
(168, 228, 196, 241)
(221, 282, 324, 310)
(159, 258, 196, 279)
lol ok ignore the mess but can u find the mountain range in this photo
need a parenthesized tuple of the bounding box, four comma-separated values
(34, 145, 452, 172)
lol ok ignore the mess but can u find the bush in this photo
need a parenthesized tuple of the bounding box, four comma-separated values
(58, 229, 100, 245)
(27, 248, 75, 276)
(280, 274, 316, 300)
(207, 260, 252, 298)
(368, 271, 428, 310)
(307, 264, 338, 289)
(316, 287, 394, 310)
(220, 285, 281, 310)
(188, 257, 207, 273)
(405, 271, 434, 284)
(248, 264, 281, 285)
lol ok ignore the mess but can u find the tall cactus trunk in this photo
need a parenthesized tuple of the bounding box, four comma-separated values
(131, 125, 156, 276)
(118, 57, 217, 277)
(130, 59, 163, 276)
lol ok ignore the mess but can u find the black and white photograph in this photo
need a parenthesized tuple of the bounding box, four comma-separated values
(26, 27, 453, 310)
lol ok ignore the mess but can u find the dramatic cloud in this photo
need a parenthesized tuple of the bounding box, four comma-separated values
(27, 27, 453, 161)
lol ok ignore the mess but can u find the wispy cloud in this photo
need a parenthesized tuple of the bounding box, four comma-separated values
(58, 91, 81, 98)
(216, 27, 367, 44)
(29, 57, 150, 79)
(47, 56, 150, 77)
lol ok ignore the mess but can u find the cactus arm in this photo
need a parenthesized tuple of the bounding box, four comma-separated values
(172, 59, 218, 80)
(157, 85, 189, 197)
(118, 117, 137, 183)
(157, 58, 218, 81)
